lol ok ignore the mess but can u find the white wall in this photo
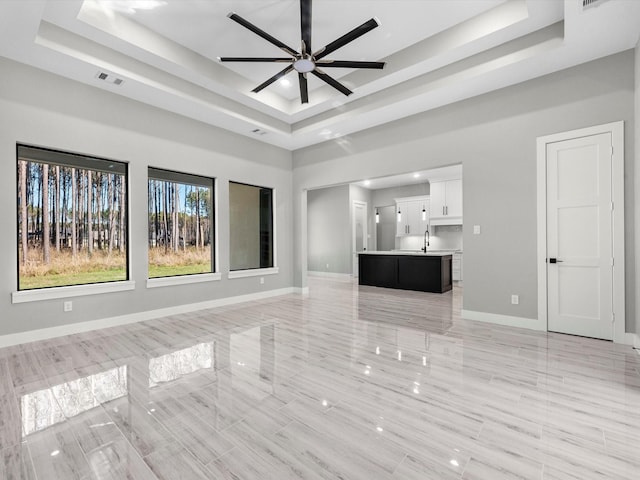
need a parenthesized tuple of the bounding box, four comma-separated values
(293, 51, 636, 332)
(0, 58, 293, 338)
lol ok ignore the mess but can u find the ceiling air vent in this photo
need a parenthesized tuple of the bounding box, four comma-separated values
(96, 71, 124, 86)
(582, 0, 610, 10)
(251, 128, 268, 136)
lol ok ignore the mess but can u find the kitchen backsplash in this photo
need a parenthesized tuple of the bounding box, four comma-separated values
(398, 225, 463, 251)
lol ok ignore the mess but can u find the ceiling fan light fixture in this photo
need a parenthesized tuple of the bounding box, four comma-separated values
(293, 58, 315, 73)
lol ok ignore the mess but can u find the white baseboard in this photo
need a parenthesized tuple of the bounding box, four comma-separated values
(308, 271, 353, 281)
(616, 332, 639, 347)
(0, 287, 299, 349)
(461, 309, 544, 331)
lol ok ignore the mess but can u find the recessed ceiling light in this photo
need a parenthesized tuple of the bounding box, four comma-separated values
(363, 180, 371, 186)
(413, 173, 420, 178)
(280, 78, 291, 87)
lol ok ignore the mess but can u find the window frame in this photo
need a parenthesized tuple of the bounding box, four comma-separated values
(146, 167, 218, 287)
(13, 144, 132, 302)
(227, 181, 278, 278)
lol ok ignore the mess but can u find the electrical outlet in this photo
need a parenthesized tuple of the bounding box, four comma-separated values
(63, 301, 73, 312)
(260, 277, 264, 285)
(511, 294, 519, 305)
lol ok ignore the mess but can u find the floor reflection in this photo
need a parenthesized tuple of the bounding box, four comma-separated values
(21, 366, 127, 437)
(149, 342, 213, 388)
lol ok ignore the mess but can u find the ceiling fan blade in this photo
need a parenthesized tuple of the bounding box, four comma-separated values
(311, 69, 352, 96)
(314, 18, 380, 60)
(299, 73, 309, 104)
(219, 57, 293, 63)
(227, 12, 298, 57)
(300, 0, 312, 55)
(316, 60, 385, 69)
(252, 65, 294, 93)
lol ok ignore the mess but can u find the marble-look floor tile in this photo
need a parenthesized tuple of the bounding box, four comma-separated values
(70, 408, 157, 480)
(143, 441, 217, 480)
(25, 422, 91, 480)
(0, 278, 639, 480)
(105, 396, 176, 458)
(0, 443, 37, 480)
(155, 409, 236, 465)
(462, 450, 543, 480)
(392, 453, 467, 480)
(0, 394, 22, 450)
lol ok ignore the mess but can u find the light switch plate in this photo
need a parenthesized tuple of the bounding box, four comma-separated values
(473, 225, 481, 235)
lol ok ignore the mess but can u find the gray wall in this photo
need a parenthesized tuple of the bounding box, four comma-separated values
(636, 42, 640, 337)
(293, 51, 636, 332)
(349, 185, 373, 252)
(376, 206, 396, 251)
(307, 185, 351, 273)
(306, 184, 373, 274)
(0, 57, 293, 337)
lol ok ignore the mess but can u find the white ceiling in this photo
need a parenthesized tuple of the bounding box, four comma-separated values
(0, 0, 639, 151)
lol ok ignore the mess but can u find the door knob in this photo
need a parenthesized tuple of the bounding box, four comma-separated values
(548, 258, 563, 264)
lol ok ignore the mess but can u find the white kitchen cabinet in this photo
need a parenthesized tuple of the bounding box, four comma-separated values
(430, 179, 462, 225)
(395, 196, 429, 236)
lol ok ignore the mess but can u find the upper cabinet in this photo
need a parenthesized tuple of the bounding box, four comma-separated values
(396, 196, 429, 236)
(430, 179, 462, 225)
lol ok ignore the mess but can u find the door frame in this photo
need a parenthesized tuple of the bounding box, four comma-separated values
(536, 121, 627, 343)
(352, 200, 368, 276)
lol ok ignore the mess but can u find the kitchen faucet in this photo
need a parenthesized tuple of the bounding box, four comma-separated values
(422, 227, 430, 253)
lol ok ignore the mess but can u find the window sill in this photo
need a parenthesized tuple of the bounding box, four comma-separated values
(147, 273, 221, 289)
(228, 267, 279, 279)
(12, 281, 136, 304)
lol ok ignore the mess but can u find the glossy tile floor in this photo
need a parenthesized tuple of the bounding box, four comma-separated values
(1, 278, 639, 479)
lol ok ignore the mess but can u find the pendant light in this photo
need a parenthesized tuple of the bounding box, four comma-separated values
(397, 206, 402, 223)
(422, 203, 426, 221)
(375, 208, 380, 224)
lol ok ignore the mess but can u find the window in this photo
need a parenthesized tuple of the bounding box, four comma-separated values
(17, 145, 128, 290)
(229, 181, 274, 271)
(148, 168, 214, 278)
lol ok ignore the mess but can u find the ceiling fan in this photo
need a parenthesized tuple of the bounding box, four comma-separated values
(219, 0, 385, 104)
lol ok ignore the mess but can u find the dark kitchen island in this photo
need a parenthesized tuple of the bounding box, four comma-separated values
(358, 251, 452, 293)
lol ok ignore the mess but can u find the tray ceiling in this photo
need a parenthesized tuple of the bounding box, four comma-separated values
(0, 0, 639, 150)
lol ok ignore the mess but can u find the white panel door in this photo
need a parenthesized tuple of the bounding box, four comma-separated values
(353, 201, 367, 276)
(546, 133, 612, 340)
